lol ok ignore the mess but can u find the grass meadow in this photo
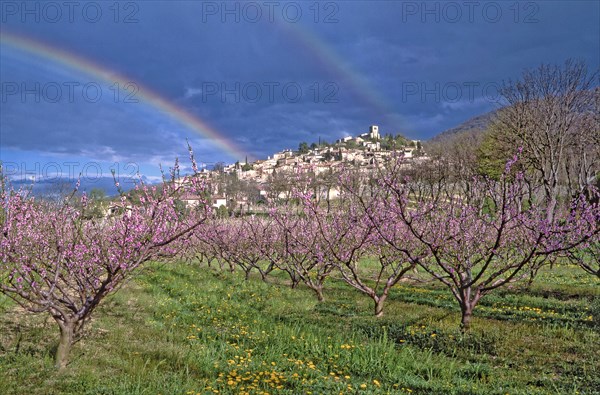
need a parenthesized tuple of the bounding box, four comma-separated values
(1, 261, 599, 395)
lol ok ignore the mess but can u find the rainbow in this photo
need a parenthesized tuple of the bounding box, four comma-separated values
(274, 21, 409, 132)
(0, 29, 250, 162)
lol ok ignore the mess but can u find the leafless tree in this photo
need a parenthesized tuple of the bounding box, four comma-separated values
(492, 59, 599, 220)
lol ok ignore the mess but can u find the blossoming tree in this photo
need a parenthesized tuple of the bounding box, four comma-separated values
(0, 160, 209, 369)
(373, 154, 598, 330)
(270, 206, 335, 302)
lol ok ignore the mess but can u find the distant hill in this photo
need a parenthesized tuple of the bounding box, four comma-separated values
(430, 110, 497, 142)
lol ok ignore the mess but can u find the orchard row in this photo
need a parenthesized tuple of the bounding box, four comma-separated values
(1, 153, 598, 370)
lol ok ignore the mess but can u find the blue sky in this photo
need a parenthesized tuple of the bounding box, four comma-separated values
(1, 1, 598, 185)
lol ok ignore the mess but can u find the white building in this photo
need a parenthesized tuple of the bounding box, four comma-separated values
(359, 125, 380, 140)
(212, 196, 227, 208)
(369, 125, 380, 139)
(272, 149, 294, 160)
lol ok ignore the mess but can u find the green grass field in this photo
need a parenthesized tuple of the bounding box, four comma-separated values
(1, 262, 599, 394)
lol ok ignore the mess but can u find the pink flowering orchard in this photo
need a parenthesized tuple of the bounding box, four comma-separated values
(0, 161, 210, 369)
(369, 155, 600, 330)
(212, 217, 277, 281)
(270, 206, 336, 302)
(298, 181, 417, 317)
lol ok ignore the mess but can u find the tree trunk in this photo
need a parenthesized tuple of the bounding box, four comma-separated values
(460, 305, 473, 332)
(258, 269, 267, 282)
(314, 287, 325, 302)
(55, 319, 75, 370)
(290, 278, 300, 289)
(374, 296, 387, 317)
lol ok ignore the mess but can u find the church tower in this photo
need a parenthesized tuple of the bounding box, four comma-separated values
(369, 125, 380, 140)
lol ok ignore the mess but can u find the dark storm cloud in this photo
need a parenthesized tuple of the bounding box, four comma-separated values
(1, 0, 598, 174)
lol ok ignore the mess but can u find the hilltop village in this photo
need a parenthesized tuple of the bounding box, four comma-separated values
(183, 126, 427, 213)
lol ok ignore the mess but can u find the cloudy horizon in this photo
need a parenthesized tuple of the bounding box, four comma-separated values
(1, 1, 598, 183)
